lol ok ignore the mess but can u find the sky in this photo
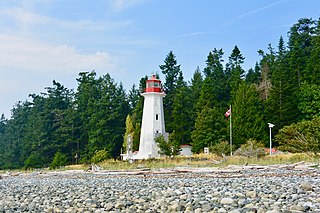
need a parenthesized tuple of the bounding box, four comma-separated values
(0, 0, 319, 118)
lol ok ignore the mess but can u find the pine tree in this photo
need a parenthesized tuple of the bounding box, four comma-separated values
(245, 62, 261, 84)
(159, 51, 182, 133)
(191, 106, 227, 153)
(171, 72, 192, 145)
(197, 49, 227, 112)
(190, 67, 203, 126)
(298, 83, 320, 120)
(265, 37, 297, 132)
(232, 82, 267, 147)
(288, 18, 316, 87)
(127, 84, 140, 114)
(306, 18, 320, 85)
(226, 46, 245, 95)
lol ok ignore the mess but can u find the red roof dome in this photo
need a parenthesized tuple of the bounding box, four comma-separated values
(145, 74, 163, 93)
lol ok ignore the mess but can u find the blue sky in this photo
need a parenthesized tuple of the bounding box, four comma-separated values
(0, 0, 320, 117)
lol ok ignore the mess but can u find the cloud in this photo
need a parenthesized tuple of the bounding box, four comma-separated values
(175, 31, 219, 38)
(222, 0, 289, 28)
(0, 34, 120, 117)
(0, 34, 116, 75)
(0, 6, 132, 33)
(106, 0, 147, 12)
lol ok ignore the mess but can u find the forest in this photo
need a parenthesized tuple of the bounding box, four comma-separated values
(0, 18, 320, 169)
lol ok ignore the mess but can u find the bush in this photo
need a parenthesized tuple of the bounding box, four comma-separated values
(210, 140, 231, 157)
(50, 151, 68, 170)
(91, 149, 110, 164)
(155, 133, 180, 157)
(276, 116, 320, 154)
(25, 152, 45, 169)
(234, 139, 266, 158)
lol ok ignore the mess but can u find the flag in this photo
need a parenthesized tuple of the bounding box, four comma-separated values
(225, 109, 231, 117)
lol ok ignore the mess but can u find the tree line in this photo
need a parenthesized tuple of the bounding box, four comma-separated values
(1, 18, 320, 169)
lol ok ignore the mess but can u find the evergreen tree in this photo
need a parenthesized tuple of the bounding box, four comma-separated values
(226, 45, 245, 95)
(288, 18, 316, 87)
(0, 114, 6, 134)
(191, 106, 227, 153)
(87, 74, 128, 159)
(127, 84, 140, 114)
(245, 62, 261, 84)
(75, 71, 99, 162)
(197, 49, 227, 112)
(159, 51, 182, 133)
(306, 18, 320, 85)
(232, 82, 267, 147)
(0, 114, 7, 168)
(298, 82, 320, 120)
(171, 72, 192, 145)
(1, 101, 31, 168)
(190, 67, 203, 126)
(265, 36, 297, 132)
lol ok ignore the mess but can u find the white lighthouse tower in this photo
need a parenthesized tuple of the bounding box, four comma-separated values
(136, 74, 166, 159)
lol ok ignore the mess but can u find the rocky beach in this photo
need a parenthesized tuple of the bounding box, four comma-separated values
(0, 163, 319, 213)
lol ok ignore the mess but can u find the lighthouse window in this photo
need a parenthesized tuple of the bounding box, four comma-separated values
(147, 82, 160, 88)
(155, 114, 159, 120)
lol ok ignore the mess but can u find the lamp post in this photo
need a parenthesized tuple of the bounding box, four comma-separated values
(268, 123, 275, 155)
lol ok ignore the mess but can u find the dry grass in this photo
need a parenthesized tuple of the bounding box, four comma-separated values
(62, 153, 319, 171)
(65, 164, 88, 170)
(219, 153, 319, 167)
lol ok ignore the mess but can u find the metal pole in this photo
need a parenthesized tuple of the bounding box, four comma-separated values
(230, 105, 232, 156)
(269, 127, 272, 156)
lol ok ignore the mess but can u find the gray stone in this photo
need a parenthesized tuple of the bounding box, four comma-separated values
(229, 209, 241, 213)
(220, 198, 233, 205)
(300, 181, 313, 191)
(290, 205, 305, 211)
(244, 203, 258, 209)
(246, 190, 257, 198)
(218, 207, 227, 213)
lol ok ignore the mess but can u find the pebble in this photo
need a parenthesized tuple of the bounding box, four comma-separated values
(0, 168, 319, 212)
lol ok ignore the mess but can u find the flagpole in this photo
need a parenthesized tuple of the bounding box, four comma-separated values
(230, 104, 232, 156)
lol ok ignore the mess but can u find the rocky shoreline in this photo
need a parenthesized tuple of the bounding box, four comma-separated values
(0, 163, 319, 212)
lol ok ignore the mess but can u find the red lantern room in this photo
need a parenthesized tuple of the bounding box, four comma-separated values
(145, 74, 163, 93)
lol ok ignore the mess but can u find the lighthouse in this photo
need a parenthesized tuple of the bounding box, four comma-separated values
(136, 74, 166, 159)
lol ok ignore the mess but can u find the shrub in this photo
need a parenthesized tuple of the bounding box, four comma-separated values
(234, 139, 266, 158)
(50, 151, 68, 170)
(276, 116, 320, 154)
(24, 152, 45, 169)
(210, 140, 231, 157)
(155, 133, 180, 157)
(91, 149, 110, 164)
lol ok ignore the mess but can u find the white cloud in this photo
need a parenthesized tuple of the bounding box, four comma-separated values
(0, 34, 120, 117)
(0, 1, 139, 117)
(0, 34, 116, 75)
(2, 6, 50, 27)
(222, 0, 289, 28)
(107, 0, 146, 12)
(0, 6, 132, 33)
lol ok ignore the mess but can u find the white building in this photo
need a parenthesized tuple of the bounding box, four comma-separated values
(180, 145, 192, 156)
(135, 75, 166, 159)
